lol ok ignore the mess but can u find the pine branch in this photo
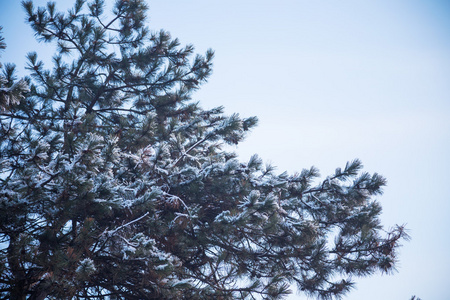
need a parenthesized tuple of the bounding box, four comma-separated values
(103, 212, 149, 237)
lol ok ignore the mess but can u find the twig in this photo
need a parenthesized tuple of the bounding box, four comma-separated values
(104, 212, 150, 236)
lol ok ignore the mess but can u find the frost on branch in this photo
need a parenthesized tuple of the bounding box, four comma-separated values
(76, 258, 97, 280)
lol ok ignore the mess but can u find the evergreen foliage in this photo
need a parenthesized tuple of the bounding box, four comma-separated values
(0, 1, 408, 299)
(0, 27, 30, 111)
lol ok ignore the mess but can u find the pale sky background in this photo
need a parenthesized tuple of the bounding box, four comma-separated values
(1, 0, 449, 299)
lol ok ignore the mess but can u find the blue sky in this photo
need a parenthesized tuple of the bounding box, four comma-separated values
(1, 0, 449, 299)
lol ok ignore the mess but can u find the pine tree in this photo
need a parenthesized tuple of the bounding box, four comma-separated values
(0, 1, 408, 299)
(0, 27, 29, 110)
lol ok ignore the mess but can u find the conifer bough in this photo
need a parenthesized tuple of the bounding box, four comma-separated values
(0, 1, 408, 299)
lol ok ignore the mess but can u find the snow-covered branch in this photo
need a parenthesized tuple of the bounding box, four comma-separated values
(103, 212, 150, 237)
